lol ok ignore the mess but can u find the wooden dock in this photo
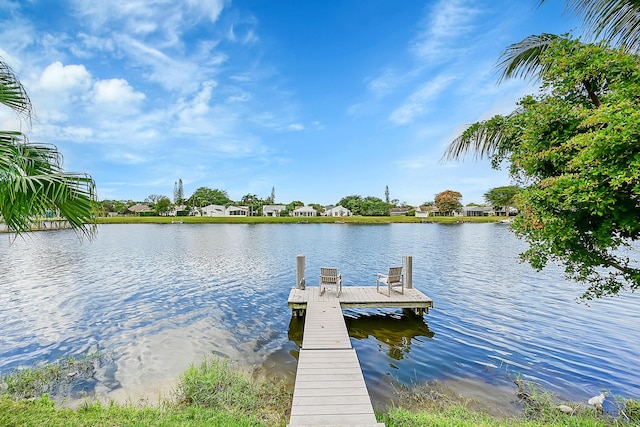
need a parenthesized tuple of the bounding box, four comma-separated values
(288, 297, 385, 427)
(288, 286, 434, 317)
(287, 255, 432, 426)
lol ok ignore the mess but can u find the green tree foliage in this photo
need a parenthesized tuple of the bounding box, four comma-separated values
(337, 195, 363, 215)
(240, 193, 263, 216)
(100, 200, 135, 215)
(154, 197, 171, 215)
(187, 187, 231, 207)
(435, 190, 462, 215)
(447, 38, 640, 298)
(484, 186, 521, 210)
(337, 195, 391, 216)
(361, 196, 391, 216)
(0, 58, 96, 236)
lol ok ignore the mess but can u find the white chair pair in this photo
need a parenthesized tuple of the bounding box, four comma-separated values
(319, 267, 342, 297)
(376, 266, 404, 296)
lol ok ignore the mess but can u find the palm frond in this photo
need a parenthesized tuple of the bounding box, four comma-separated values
(0, 59, 32, 119)
(0, 131, 96, 237)
(568, 0, 640, 52)
(539, 0, 640, 52)
(442, 116, 510, 162)
(495, 33, 562, 84)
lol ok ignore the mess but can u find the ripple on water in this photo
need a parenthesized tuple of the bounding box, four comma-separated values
(1, 223, 639, 406)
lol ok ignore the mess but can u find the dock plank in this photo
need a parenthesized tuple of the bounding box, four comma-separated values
(289, 348, 380, 426)
(302, 300, 351, 350)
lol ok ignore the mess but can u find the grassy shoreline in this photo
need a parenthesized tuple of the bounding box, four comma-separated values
(97, 214, 502, 225)
(1, 355, 637, 426)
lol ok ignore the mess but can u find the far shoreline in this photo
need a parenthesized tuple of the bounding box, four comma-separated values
(96, 215, 507, 225)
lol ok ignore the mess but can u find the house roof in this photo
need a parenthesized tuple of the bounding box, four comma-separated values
(226, 205, 249, 211)
(263, 205, 286, 211)
(294, 206, 317, 212)
(326, 205, 350, 212)
(128, 203, 152, 212)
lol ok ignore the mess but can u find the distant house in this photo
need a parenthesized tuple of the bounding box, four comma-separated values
(462, 206, 492, 217)
(324, 205, 351, 217)
(199, 204, 226, 217)
(292, 206, 317, 217)
(492, 206, 518, 217)
(263, 205, 286, 217)
(128, 204, 153, 216)
(168, 204, 189, 216)
(226, 206, 249, 216)
(415, 206, 437, 218)
(390, 207, 409, 216)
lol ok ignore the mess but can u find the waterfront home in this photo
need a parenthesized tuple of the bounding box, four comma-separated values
(415, 205, 435, 218)
(323, 205, 352, 217)
(462, 206, 493, 217)
(127, 204, 153, 216)
(390, 207, 410, 216)
(198, 204, 226, 217)
(292, 206, 317, 217)
(226, 206, 249, 216)
(263, 205, 287, 217)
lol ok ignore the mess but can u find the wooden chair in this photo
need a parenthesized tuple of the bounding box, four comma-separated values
(376, 266, 404, 296)
(319, 267, 342, 297)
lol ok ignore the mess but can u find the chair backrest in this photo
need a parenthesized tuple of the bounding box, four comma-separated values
(387, 266, 403, 283)
(320, 267, 339, 283)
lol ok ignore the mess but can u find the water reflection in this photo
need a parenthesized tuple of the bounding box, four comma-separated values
(2, 224, 639, 406)
(286, 309, 434, 362)
(345, 310, 434, 361)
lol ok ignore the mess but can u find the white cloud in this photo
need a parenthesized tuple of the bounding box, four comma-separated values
(389, 74, 456, 125)
(286, 123, 304, 131)
(92, 78, 145, 105)
(38, 61, 91, 93)
(366, 69, 400, 97)
(71, 0, 226, 39)
(410, 0, 481, 61)
(177, 81, 216, 122)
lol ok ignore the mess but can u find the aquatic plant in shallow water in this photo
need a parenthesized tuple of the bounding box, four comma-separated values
(0, 352, 101, 401)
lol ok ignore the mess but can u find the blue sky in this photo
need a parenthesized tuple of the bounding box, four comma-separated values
(0, 0, 580, 206)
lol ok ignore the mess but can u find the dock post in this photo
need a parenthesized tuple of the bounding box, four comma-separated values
(403, 255, 413, 289)
(296, 254, 306, 290)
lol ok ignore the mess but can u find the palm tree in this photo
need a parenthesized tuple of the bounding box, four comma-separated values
(445, 0, 640, 162)
(0, 58, 96, 236)
(542, 0, 640, 52)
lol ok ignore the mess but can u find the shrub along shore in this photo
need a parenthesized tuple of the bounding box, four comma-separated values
(1, 355, 637, 426)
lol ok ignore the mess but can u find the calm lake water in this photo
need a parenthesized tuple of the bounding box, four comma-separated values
(1, 223, 638, 410)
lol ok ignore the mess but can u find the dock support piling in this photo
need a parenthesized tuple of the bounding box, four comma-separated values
(403, 255, 413, 289)
(296, 254, 306, 290)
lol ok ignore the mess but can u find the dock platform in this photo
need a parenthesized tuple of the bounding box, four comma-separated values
(288, 286, 434, 317)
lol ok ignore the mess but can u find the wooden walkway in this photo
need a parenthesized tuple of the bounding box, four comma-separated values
(288, 297, 384, 426)
(287, 285, 433, 426)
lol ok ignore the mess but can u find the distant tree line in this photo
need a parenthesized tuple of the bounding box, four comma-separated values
(96, 184, 523, 218)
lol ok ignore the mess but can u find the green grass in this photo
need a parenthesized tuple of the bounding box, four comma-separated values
(174, 357, 291, 426)
(1, 356, 290, 427)
(2, 356, 637, 427)
(0, 396, 261, 426)
(381, 405, 612, 427)
(98, 214, 500, 225)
